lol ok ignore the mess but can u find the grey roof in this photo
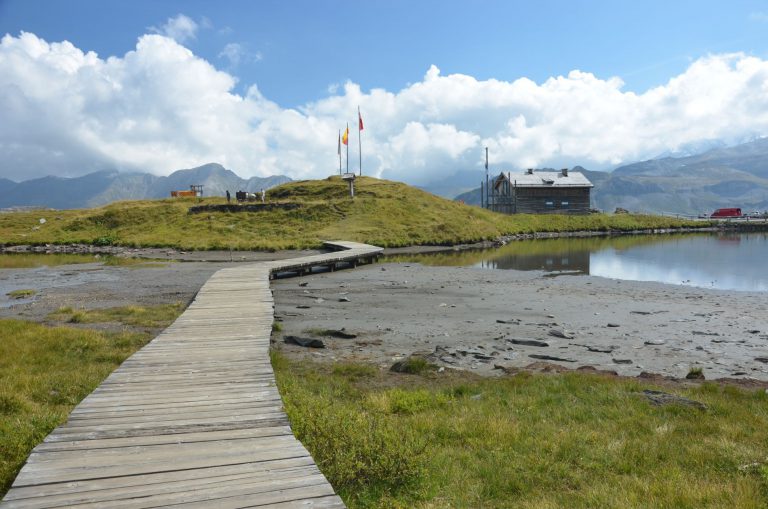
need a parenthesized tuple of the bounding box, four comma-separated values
(496, 171, 593, 188)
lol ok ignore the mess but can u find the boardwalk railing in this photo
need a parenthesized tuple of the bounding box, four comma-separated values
(1, 241, 382, 509)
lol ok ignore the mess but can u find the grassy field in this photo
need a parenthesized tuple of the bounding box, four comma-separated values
(0, 253, 170, 269)
(0, 320, 155, 496)
(47, 303, 184, 329)
(0, 177, 706, 250)
(273, 353, 768, 509)
(0, 253, 105, 269)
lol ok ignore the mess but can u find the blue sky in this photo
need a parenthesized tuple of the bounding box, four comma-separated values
(3, 0, 767, 107)
(2, 0, 768, 184)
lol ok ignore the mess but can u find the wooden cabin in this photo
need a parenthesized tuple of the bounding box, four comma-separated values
(483, 168, 593, 214)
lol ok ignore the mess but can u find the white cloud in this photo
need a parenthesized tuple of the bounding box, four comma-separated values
(2, 31, 768, 186)
(218, 43, 244, 67)
(150, 14, 198, 44)
(218, 43, 262, 68)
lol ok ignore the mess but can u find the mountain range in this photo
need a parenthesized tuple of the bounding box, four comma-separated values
(0, 164, 291, 210)
(3, 138, 768, 214)
(450, 138, 768, 215)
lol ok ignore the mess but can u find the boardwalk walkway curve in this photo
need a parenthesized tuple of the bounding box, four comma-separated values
(2, 241, 383, 509)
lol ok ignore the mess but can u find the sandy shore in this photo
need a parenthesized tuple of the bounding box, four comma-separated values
(272, 262, 768, 381)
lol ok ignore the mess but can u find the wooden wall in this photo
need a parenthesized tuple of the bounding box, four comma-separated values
(488, 186, 591, 215)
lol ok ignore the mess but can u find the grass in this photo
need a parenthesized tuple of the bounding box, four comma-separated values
(391, 356, 438, 375)
(48, 303, 184, 329)
(0, 319, 154, 496)
(6, 289, 36, 299)
(0, 177, 708, 250)
(0, 253, 102, 269)
(0, 253, 168, 269)
(272, 353, 768, 508)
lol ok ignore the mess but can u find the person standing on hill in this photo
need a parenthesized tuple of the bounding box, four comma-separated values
(261, 188, 266, 203)
(226, 190, 231, 203)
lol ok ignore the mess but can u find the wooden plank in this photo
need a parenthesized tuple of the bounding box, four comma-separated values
(1, 241, 382, 508)
(3, 458, 318, 504)
(34, 426, 295, 453)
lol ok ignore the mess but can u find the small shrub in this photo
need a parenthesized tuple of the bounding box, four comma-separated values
(92, 234, 118, 246)
(390, 356, 437, 375)
(290, 401, 424, 494)
(272, 321, 283, 333)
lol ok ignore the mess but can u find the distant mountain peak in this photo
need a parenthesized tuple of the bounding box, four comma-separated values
(0, 163, 292, 209)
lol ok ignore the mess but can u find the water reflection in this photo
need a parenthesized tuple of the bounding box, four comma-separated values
(590, 233, 768, 292)
(391, 232, 768, 292)
(478, 249, 590, 274)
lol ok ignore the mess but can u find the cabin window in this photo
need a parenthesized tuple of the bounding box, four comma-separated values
(545, 201, 554, 207)
(561, 201, 569, 207)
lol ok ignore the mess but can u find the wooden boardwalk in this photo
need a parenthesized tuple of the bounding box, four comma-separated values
(2, 241, 383, 509)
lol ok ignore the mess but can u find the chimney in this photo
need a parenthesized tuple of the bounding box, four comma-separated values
(561, 168, 568, 177)
(526, 168, 534, 175)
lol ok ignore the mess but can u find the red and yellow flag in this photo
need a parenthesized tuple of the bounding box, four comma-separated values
(358, 108, 364, 131)
(342, 126, 349, 145)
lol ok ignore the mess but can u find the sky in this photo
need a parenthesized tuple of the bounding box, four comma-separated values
(2, 0, 768, 185)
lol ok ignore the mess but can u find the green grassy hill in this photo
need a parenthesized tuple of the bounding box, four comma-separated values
(0, 177, 705, 250)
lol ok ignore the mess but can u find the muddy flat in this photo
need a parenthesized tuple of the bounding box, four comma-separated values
(272, 262, 768, 381)
(2, 254, 766, 381)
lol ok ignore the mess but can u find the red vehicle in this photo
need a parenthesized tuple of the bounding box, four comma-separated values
(710, 208, 742, 218)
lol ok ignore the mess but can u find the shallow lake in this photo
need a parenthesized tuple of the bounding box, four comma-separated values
(393, 232, 768, 292)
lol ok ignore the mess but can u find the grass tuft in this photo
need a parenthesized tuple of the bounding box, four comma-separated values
(6, 289, 36, 300)
(48, 303, 184, 329)
(332, 363, 378, 380)
(391, 356, 437, 375)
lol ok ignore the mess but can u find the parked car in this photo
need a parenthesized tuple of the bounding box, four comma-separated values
(710, 208, 742, 218)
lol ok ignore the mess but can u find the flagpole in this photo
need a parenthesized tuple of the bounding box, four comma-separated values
(338, 130, 342, 175)
(358, 106, 362, 176)
(345, 122, 349, 174)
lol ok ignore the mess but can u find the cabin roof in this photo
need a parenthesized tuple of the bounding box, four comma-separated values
(495, 171, 593, 188)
